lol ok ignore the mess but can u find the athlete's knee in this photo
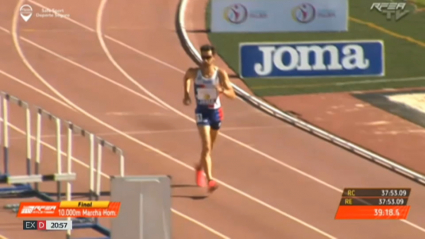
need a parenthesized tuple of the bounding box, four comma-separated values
(201, 141, 212, 155)
(201, 144, 212, 153)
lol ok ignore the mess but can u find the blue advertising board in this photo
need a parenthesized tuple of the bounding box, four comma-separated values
(239, 40, 384, 78)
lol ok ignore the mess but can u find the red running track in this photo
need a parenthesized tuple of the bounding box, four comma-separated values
(1, 0, 425, 238)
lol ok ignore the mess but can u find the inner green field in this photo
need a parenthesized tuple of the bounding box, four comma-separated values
(206, 0, 425, 96)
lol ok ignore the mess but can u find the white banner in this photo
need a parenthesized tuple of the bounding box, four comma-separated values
(211, 0, 348, 33)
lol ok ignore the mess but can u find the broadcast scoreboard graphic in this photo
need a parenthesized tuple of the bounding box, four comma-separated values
(335, 188, 411, 219)
(23, 220, 73, 231)
(17, 201, 121, 218)
(18, 201, 120, 231)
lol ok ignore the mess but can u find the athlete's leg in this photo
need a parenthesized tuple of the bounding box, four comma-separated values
(204, 108, 222, 192)
(197, 125, 213, 182)
(194, 109, 210, 187)
(204, 128, 220, 192)
(210, 107, 223, 151)
(210, 129, 219, 151)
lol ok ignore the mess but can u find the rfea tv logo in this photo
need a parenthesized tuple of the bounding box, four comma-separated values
(19, 205, 57, 215)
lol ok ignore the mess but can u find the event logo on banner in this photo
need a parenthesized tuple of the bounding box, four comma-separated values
(239, 41, 385, 78)
(292, 3, 316, 23)
(211, 0, 348, 32)
(291, 3, 337, 23)
(223, 4, 248, 24)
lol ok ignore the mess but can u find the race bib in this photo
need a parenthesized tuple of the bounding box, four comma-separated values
(196, 88, 218, 101)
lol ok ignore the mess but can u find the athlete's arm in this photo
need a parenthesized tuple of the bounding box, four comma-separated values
(183, 68, 194, 105)
(218, 69, 236, 99)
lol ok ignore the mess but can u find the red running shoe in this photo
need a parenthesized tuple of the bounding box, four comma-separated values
(196, 169, 206, 187)
(208, 180, 218, 193)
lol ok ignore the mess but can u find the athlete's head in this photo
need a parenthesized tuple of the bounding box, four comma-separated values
(200, 44, 216, 66)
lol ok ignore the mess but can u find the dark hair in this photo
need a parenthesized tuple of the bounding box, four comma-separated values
(200, 44, 216, 55)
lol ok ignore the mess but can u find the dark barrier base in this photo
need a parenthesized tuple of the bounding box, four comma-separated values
(0, 183, 32, 194)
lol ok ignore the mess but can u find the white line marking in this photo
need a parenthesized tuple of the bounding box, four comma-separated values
(9, 5, 165, 111)
(0, 27, 74, 111)
(105, 111, 168, 116)
(8, 125, 287, 140)
(0, 116, 229, 239)
(96, 1, 170, 111)
(7, 4, 336, 238)
(252, 76, 425, 90)
(171, 210, 229, 238)
(360, 121, 390, 126)
(374, 130, 425, 135)
(5, 29, 165, 111)
(18, 0, 425, 235)
(10, 9, 75, 112)
(0, 68, 75, 111)
(335, 76, 425, 85)
(20, 28, 89, 32)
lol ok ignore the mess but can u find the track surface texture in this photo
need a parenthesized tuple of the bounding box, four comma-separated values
(1, 0, 425, 238)
(265, 92, 425, 175)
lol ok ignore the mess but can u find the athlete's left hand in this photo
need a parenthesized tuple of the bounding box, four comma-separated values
(183, 94, 191, 105)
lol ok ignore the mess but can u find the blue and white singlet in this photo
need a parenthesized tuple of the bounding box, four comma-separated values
(193, 68, 223, 129)
(194, 67, 221, 109)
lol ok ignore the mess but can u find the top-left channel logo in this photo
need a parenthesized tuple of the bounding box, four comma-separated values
(20, 4, 33, 22)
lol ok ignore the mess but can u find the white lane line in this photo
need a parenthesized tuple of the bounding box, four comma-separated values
(105, 111, 170, 116)
(95, 0, 170, 110)
(8, 6, 165, 110)
(8, 125, 287, 140)
(0, 27, 74, 112)
(0, 68, 75, 111)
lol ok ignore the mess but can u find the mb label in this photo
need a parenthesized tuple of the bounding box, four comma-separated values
(239, 41, 384, 78)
